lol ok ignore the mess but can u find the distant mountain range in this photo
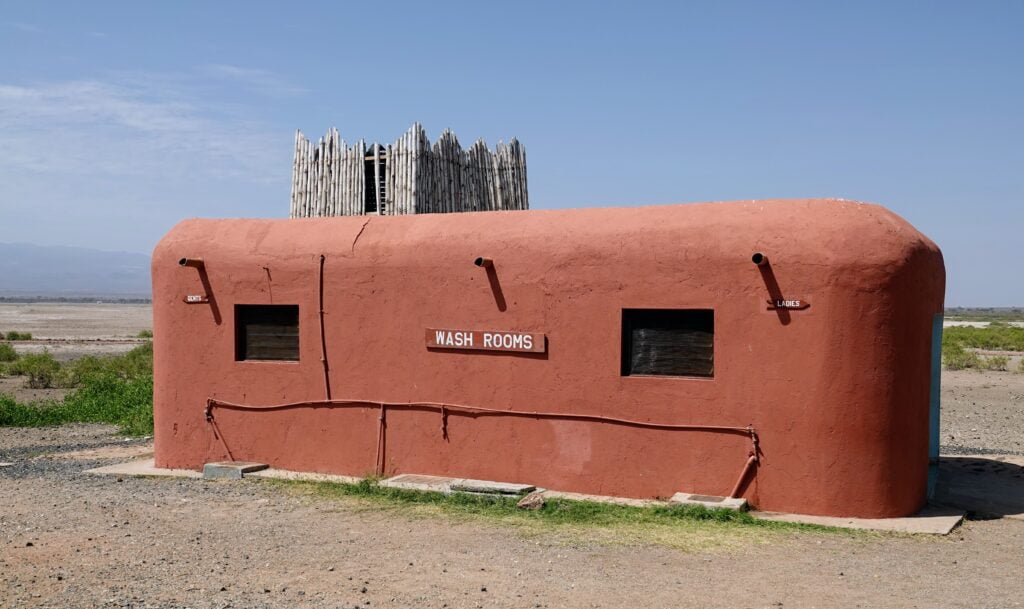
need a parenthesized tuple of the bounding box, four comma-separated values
(0, 242, 151, 298)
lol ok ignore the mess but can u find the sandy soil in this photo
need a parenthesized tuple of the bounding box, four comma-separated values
(8, 340, 148, 363)
(0, 303, 150, 363)
(0, 377, 69, 403)
(0, 303, 151, 340)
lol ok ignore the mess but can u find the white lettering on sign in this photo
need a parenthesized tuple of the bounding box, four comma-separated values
(426, 328, 545, 353)
(434, 330, 475, 348)
(183, 294, 209, 304)
(766, 298, 810, 310)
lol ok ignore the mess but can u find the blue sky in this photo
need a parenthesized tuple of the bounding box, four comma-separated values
(0, 1, 1020, 305)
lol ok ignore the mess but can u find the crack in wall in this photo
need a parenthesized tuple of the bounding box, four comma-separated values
(351, 218, 371, 254)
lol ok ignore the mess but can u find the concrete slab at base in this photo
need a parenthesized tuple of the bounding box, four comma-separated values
(381, 474, 457, 493)
(450, 478, 535, 495)
(670, 492, 748, 511)
(752, 504, 964, 535)
(247, 468, 362, 484)
(81, 461, 966, 534)
(538, 490, 665, 508)
(202, 461, 269, 480)
(85, 458, 202, 479)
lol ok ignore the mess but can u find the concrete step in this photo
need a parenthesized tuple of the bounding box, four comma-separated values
(450, 478, 535, 496)
(380, 474, 454, 493)
(669, 492, 748, 511)
(202, 461, 269, 480)
(379, 474, 535, 496)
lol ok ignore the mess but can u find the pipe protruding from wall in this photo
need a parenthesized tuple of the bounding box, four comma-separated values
(751, 252, 768, 267)
(474, 257, 494, 269)
(179, 257, 205, 269)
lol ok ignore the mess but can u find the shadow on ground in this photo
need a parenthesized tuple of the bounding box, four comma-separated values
(935, 455, 1024, 520)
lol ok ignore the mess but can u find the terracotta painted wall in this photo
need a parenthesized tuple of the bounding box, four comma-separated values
(151, 199, 945, 518)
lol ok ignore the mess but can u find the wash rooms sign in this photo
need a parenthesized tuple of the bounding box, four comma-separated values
(426, 328, 546, 353)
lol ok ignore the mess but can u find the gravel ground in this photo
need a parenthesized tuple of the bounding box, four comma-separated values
(2, 424, 1024, 609)
(942, 370, 1024, 455)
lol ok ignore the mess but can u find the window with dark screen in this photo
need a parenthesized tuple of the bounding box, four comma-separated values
(235, 305, 300, 361)
(621, 309, 714, 377)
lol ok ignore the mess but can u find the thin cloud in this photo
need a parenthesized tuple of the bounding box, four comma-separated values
(201, 64, 308, 97)
(8, 22, 42, 33)
(0, 70, 291, 182)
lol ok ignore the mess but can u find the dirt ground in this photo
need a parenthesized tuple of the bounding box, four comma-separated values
(0, 304, 152, 340)
(1, 304, 1023, 608)
(0, 303, 150, 365)
(1, 425, 1022, 609)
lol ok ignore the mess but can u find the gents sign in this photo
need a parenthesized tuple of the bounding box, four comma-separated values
(426, 328, 546, 353)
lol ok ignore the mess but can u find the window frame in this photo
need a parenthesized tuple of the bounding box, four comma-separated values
(234, 304, 301, 363)
(620, 308, 715, 379)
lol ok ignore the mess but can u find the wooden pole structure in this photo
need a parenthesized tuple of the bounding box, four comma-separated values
(289, 123, 528, 217)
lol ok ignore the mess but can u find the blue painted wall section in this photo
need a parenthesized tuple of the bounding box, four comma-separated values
(928, 313, 943, 499)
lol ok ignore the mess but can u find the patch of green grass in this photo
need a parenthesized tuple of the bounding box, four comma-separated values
(0, 373, 153, 435)
(137, 330, 153, 339)
(261, 478, 854, 550)
(0, 342, 17, 362)
(0, 394, 64, 426)
(0, 342, 155, 435)
(4, 331, 32, 341)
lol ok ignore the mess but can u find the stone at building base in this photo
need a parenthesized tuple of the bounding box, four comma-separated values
(246, 468, 361, 484)
(379, 474, 454, 493)
(450, 478, 535, 496)
(202, 461, 268, 480)
(669, 492, 749, 511)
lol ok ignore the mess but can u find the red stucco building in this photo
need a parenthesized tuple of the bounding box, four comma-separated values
(152, 199, 945, 518)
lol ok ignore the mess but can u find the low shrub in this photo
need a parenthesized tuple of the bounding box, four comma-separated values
(4, 331, 32, 341)
(60, 342, 153, 386)
(983, 355, 1009, 371)
(8, 351, 61, 388)
(943, 342, 981, 370)
(943, 325, 1024, 352)
(137, 330, 153, 339)
(0, 342, 17, 362)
